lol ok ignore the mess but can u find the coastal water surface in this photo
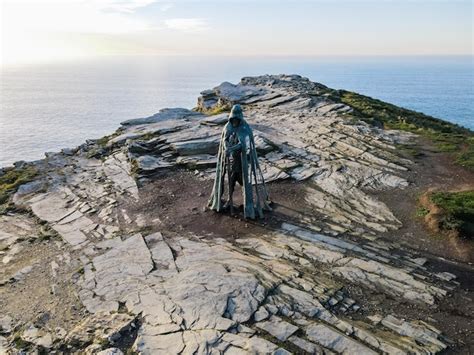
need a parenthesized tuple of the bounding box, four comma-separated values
(1, 55, 473, 167)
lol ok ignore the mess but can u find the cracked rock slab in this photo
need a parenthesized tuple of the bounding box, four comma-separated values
(255, 316, 299, 341)
(306, 323, 377, 355)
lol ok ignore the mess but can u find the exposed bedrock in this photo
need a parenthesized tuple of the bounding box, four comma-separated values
(0, 75, 467, 354)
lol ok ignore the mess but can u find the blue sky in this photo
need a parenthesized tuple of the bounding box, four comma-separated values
(1, 0, 472, 65)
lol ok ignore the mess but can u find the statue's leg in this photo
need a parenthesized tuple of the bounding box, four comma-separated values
(222, 172, 236, 211)
(229, 155, 240, 198)
(236, 171, 243, 186)
(229, 172, 237, 199)
(219, 163, 227, 197)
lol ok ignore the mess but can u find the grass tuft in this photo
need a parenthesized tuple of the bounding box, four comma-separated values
(206, 105, 231, 116)
(430, 190, 474, 238)
(415, 207, 430, 217)
(0, 166, 38, 206)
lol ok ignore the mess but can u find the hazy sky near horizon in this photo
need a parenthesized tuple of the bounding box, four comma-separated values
(1, 0, 472, 66)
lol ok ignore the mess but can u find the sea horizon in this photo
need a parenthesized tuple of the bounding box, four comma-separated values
(1, 54, 473, 167)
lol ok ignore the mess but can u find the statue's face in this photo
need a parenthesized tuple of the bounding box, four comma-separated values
(231, 118, 240, 128)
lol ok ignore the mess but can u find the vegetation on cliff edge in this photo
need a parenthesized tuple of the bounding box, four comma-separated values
(327, 89, 474, 171)
(0, 165, 38, 214)
(430, 190, 474, 238)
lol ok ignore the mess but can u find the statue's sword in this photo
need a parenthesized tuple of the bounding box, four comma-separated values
(227, 154, 234, 215)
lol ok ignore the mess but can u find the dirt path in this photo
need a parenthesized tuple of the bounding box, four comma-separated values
(369, 138, 474, 354)
(373, 137, 474, 263)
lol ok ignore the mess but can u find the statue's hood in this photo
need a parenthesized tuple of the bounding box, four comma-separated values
(228, 104, 244, 122)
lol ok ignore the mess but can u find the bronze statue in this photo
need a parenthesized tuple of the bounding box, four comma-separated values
(208, 104, 270, 219)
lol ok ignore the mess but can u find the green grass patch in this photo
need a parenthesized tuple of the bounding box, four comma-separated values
(206, 105, 231, 116)
(38, 225, 61, 242)
(431, 191, 474, 218)
(456, 136, 474, 170)
(13, 334, 31, 350)
(326, 89, 474, 170)
(430, 190, 474, 238)
(85, 131, 122, 159)
(130, 158, 140, 178)
(95, 131, 121, 148)
(415, 207, 430, 217)
(395, 143, 424, 158)
(0, 166, 38, 206)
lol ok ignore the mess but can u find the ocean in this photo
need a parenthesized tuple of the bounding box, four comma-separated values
(1, 55, 473, 167)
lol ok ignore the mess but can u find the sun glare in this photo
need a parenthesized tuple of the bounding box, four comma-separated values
(1, 0, 151, 67)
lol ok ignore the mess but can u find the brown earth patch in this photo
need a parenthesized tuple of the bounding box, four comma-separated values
(366, 137, 474, 353)
(372, 137, 474, 263)
(123, 170, 311, 240)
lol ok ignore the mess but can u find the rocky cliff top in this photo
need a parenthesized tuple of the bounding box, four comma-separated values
(0, 75, 473, 354)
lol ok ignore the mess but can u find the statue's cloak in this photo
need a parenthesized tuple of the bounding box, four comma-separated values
(208, 113, 270, 219)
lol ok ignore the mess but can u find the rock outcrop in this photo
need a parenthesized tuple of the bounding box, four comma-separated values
(0, 75, 469, 354)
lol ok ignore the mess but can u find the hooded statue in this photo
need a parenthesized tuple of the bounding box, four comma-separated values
(208, 104, 270, 219)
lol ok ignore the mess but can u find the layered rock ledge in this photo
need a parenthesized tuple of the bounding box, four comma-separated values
(0, 75, 472, 354)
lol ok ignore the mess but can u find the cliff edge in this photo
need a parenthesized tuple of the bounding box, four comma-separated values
(1, 75, 473, 354)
